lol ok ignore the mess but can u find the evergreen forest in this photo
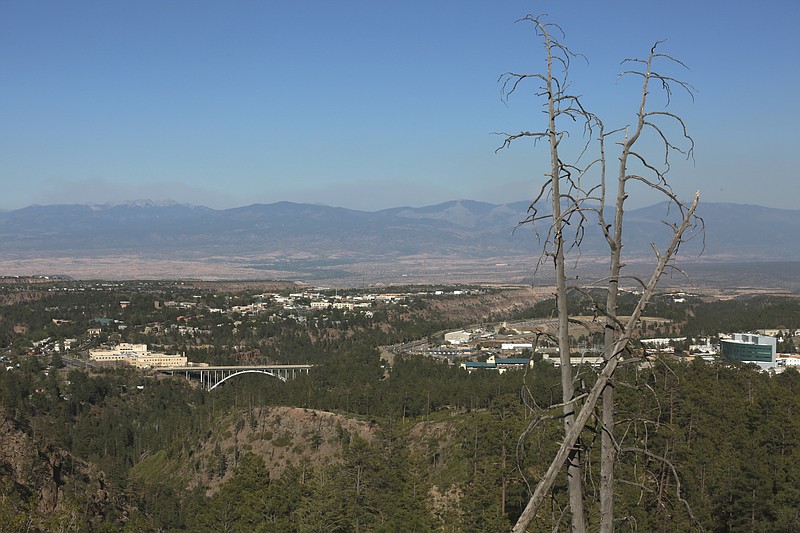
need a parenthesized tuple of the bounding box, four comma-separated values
(2, 282, 800, 531)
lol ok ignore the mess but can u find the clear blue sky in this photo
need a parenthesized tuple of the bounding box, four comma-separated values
(1, 1, 798, 211)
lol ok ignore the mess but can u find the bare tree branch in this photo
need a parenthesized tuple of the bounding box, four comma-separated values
(512, 193, 700, 533)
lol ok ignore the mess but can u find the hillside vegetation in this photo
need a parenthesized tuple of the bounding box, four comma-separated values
(2, 282, 800, 531)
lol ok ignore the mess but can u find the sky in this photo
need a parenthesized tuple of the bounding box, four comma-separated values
(1, 1, 798, 212)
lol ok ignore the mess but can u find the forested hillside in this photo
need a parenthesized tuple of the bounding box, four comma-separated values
(3, 354, 800, 531)
(2, 282, 800, 531)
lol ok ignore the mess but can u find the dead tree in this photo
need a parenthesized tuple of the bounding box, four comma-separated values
(595, 42, 697, 533)
(497, 16, 596, 532)
(497, 15, 701, 533)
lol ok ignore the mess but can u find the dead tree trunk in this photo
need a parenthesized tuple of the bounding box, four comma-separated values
(546, 31, 587, 533)
(498, 16, 595, 531)
(512, 193, 698, 532)
(498, 16, 700, 532)
(596, 42, 697, 532)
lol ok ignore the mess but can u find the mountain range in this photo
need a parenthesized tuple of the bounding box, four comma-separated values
(0, 200, 798, 284)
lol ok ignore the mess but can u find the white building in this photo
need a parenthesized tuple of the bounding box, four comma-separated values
(501, 343, 533, 351)
(445, 330, 472, 345)
(640, 337, 686, 348)
(778, 355, 800, 368)
(89, 343, 186, 368)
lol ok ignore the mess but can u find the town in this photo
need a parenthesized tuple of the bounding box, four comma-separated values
(4, 277, 800, 378)
(3, 276, 800, 531)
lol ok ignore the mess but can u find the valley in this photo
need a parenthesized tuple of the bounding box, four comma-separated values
(2, 278, 800, 530)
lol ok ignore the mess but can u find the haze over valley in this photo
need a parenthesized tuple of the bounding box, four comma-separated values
(3, 2, 800, 531)
(1, 199, 799, 290)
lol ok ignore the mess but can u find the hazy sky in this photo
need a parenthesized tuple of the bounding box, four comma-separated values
(1, 1, 798, 211)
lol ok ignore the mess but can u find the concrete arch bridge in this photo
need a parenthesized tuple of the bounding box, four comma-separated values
(161, 364, 313, 391)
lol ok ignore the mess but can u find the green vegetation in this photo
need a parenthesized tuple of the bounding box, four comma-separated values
(2, 281, 800, 530)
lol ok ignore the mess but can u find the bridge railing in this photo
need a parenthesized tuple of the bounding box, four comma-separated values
(161, 364, 313, 391)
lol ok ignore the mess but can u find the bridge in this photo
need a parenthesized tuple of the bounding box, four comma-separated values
(160, 364, 313, 391)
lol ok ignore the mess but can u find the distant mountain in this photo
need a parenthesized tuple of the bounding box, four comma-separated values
(0, 200, 535, 258)
(0, 200, 798, 281)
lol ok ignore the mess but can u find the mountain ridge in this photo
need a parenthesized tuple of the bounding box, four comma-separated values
(1, 199, 798, 283)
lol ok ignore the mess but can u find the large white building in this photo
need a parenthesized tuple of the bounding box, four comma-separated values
(445, 330, 472, 344)
(89, 343, 186, 368)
